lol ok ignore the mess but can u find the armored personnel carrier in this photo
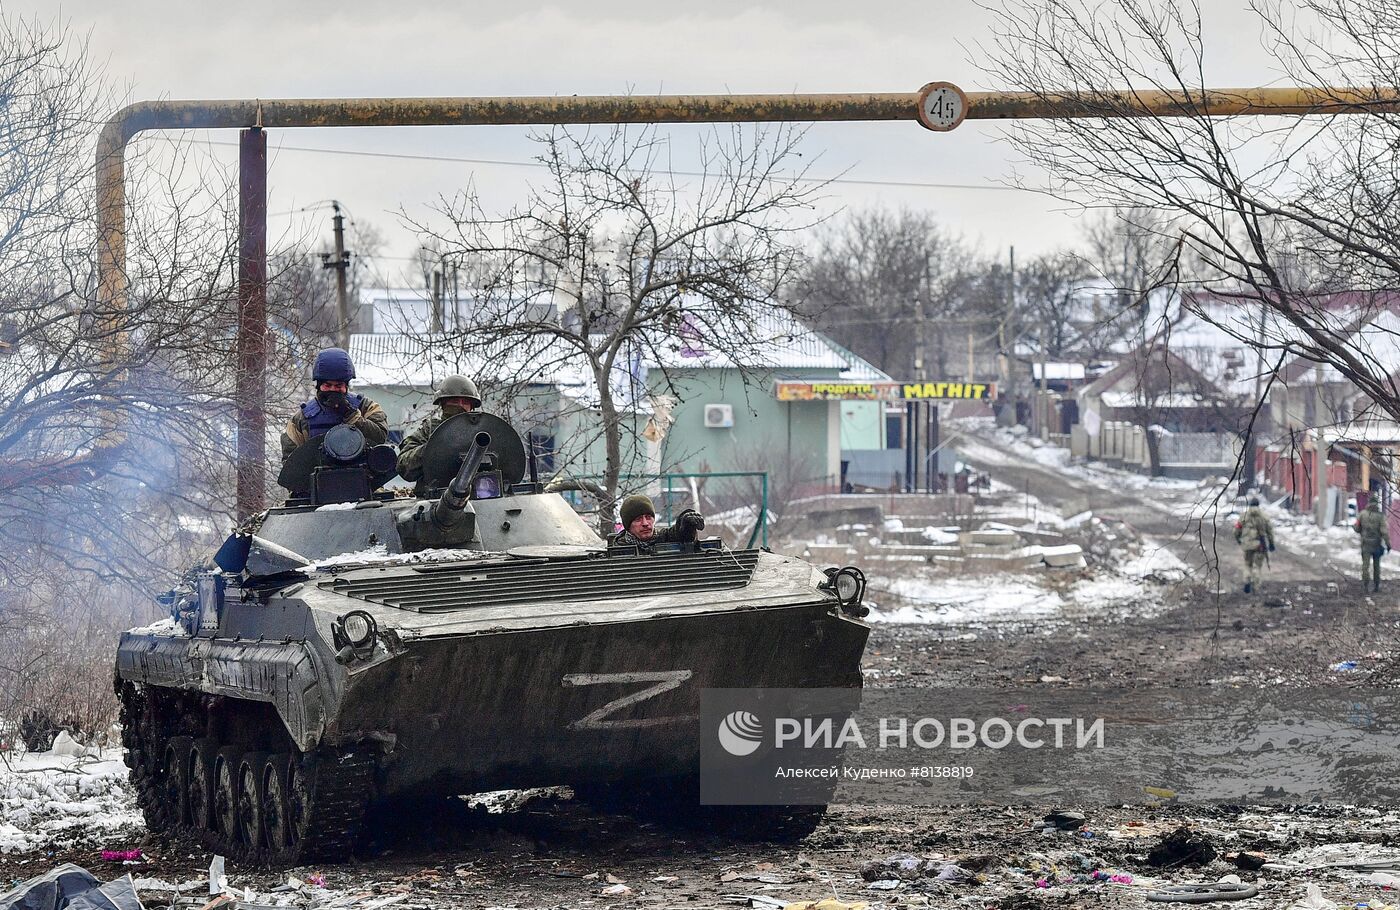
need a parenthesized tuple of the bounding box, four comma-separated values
(114, 412, 871, 865)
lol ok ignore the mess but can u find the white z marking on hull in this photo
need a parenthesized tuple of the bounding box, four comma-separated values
(562, 670, 696, 730)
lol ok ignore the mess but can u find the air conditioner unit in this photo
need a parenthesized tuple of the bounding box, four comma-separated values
(703, 403, 734, 428)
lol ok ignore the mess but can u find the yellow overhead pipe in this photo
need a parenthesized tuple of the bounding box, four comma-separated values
(95, 85, 1400, 310)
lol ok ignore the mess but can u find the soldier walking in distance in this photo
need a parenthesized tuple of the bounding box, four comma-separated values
(280, 348, 388, 463)
(1233, 497, 1276, 594)
(396, 374, 483, 487)
(611, 494, 706, 554)
(1355, 499, 1391, 592)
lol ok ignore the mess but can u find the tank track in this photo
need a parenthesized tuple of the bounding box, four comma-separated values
(119, 683, 375, 866)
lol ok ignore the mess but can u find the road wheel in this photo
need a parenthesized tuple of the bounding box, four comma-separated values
(187, 738, 217, 832)
(262, 754, 295, 853)
(213, 746, 242, 844)
(162, 737, 192, 826)
(237, 751, 269, 851)
(287, 755, 313, 846)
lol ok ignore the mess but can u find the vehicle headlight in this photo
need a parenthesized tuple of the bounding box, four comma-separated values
(822, 566, 868, 617)
(336, 610, 377, 650)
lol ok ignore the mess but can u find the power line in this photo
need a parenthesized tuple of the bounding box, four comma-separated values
(200, 139, 1039, 195)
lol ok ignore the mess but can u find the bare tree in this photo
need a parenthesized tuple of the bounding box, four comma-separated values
(983, 0, 1400, 426)
(0, 15, 321, 732)
(1080, 206, 1184, 354)
(406, 124, 828, 534)
(799, 209, 986, 378)
(270, 215, 386, 340)
(1019, 251, 1091, 359)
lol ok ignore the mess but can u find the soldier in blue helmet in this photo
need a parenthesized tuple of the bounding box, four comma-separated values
(279, 347, 389, 463)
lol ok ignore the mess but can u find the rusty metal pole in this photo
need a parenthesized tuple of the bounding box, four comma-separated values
(236, 127, 268, 520)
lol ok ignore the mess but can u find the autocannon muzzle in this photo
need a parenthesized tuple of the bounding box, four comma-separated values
(432, 431, 492, 529)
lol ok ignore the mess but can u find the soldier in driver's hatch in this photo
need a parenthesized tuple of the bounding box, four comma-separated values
(280, 348, 388, 463)
(396, 374, 483, 487)
(611, 494, 705, 553)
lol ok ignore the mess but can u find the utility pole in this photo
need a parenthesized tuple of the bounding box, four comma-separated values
(1312, 364, 1326, 524)
(1037, 322, 1049, 439)
(235, 128, 267, 520)
(907, 253, 929, 493)
(430, 269, 444, 333)
(1007, 246, 1018, 422)
(1240, 300, 1269, 496)
(320, 201, 351, 348)
(450, 262, 460, 331)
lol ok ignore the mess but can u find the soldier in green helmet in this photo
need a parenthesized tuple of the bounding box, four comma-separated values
(1354, 498, 1391, 592)
(1233, 497, 1275, 594)
(396, 374, 483, 489)
(611, 494, 706, 554)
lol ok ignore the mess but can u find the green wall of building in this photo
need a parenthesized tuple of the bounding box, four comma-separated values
(652, 368, 844, 484)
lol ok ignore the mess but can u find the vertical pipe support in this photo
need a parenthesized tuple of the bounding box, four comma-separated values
(236, 128, 268, 520)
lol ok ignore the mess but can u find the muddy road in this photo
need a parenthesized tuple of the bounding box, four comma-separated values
(953, 430, 1327, 583)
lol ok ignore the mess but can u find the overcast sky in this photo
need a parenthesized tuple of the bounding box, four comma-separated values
(17, 0, 1289, 287)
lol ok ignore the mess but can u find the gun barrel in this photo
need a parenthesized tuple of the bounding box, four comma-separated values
(432, 431, 492, 528)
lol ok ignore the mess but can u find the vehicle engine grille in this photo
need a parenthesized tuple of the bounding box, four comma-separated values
(323, 549, 761, 612)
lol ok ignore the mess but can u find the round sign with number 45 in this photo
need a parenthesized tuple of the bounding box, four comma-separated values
(917, 81, 968, 131)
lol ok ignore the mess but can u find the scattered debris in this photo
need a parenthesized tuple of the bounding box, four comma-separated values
(736, 897, 786, 909)
(101, 849, 143, 863)
(1147, 826, 1218, 867)
(1288, 882, 1339, 910)
(0, 863, 143, 910)
(858, 854, 938, 881)
(1226, 851, 1268, 870)
(208, 855, 226, 896)
(1041, 809, 1087, 831)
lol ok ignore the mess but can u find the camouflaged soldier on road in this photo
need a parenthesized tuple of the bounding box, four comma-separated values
(1355, 499, 1391, 592)
(1233, 497, 1276, 594)
(611, 494, 705, 554)
(280, 348, 389, 463)
(396, 374, 483, 489)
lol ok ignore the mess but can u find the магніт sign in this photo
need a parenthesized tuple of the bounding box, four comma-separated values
(773, 381, 997, 401)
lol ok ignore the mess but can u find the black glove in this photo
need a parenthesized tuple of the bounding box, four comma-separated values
(1269, 543, 1276, 552)
(677, 510, 706, 533)
(318, 390, 354, 417)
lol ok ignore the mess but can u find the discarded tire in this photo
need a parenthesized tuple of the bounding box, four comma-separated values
(1146, 882, 1260, 903)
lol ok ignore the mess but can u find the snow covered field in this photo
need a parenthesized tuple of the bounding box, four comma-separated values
(0, 746, 137, 854)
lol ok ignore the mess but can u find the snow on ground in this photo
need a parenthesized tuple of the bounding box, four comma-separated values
(865, 568, 1162, 625)
(0, 748, 138, 854)
(1118, 539, 1190, 579)
(954, 420, 1234, 525)
(854, 427, 1196, 625)
(867, 575, 1067, 624)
